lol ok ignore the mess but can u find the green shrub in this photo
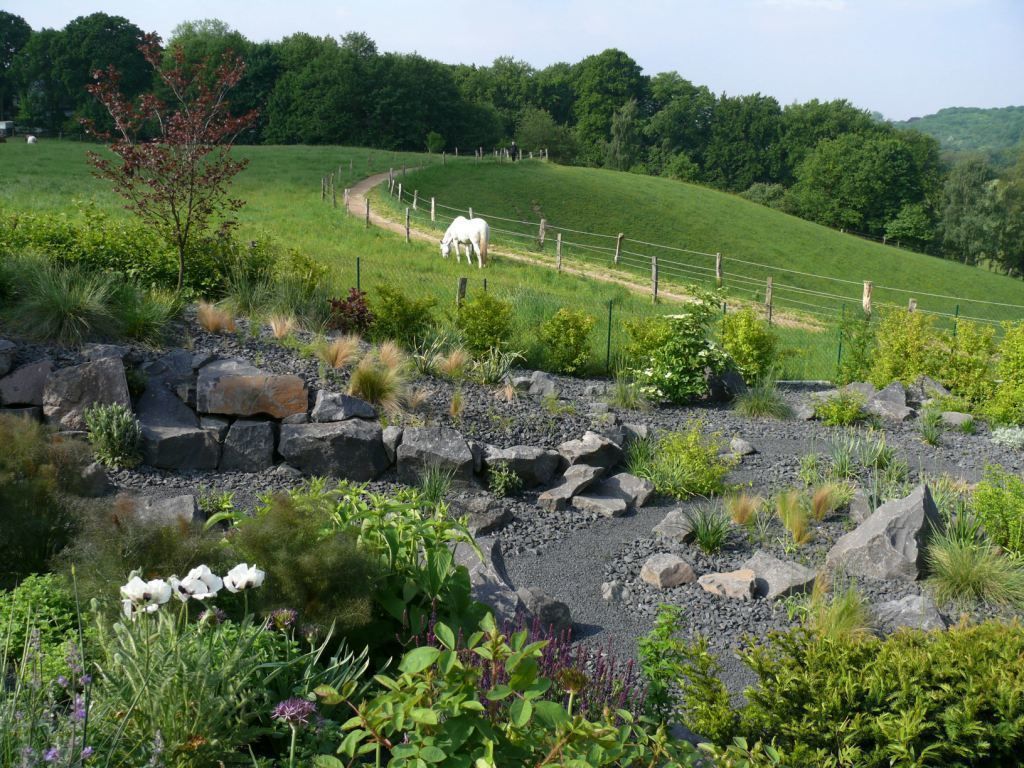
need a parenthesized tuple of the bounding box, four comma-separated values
(971, 464, 1024, 556)
(622, 315, 673, 366)
(936, 319, 996, 405)
(835, 313, 876, 385)
(0, 416, 90, 589)
(813, 390, 867, 426)
(985, 322, 1024, 426)
(991, 426, 1024, 450)
(456, 292, 515, 354)
(868, 309, 936, 388)
(720, 307, 778, 382)
(630, 422, 734, 499)
(84, 403, 142, 468)
(538, 307, 596, 375)
(372, 284, 437, 347)
(488, 460, 523, 498)
(928, 532, 1024, 609)
(681, 621, 1024, 766)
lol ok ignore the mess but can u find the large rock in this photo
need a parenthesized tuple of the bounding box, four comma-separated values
(200, 415, 231, 442)
(0, 339, 15, 377)
(742, 551, 816, 600)
(941, 411, 973, 428)
(134, 494, 199, 526)
(601, 581, 628, 603)
(483, 444, 560, 487)
(450, 495, 513, 536)
(310, 391, 376, 422)
(397, 427, 475, 486)
(866, 382, 913, 422)
(279, 420, 389, 481)
(849, 488, 874, 525)
(698, 569, 756, 600)
(593, 472, 655, 509)
(516, 587, 573, 634)
(557, 430, 623, 472)
(43, 357, 131, 431)
(908, 375, 950, 403)
(137, 377, 220, 470)
(528, 370, 558, 397)
(872, 594, 946, 634)
(82, 343, 130, 362)
(571, 492, 628, 517)
(0, 406, 42, 421)
(730, 437, 757, 456)
(220, 419, 277, 472)
(0, 360, 52, 406)
(455, 539, 520, 625)
(196, 359, 307, 419)
(652, 508, 695, 543)
(825, 484, 942, 581)
(707, 369, 747, 401)
(640, 554, 696, 588)
(537, 464, 604, 511)
(382, 425, 403, 464)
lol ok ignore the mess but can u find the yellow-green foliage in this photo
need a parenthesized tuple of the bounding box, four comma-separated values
(813, 390, 867, 426)
(539, 307, 597, 375)
(622, 315, 673, 366)
(971, 464, 1024, 556)
(868, 309, 936, 387)
(629, 422, 735, 499)
(455, 292, 515, 354)
(936, 319, 996, 405)
(720, 307, 778, 382)
(986, 322, 1024, 426)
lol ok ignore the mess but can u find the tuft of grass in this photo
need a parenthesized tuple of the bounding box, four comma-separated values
(828, 434, 859, 480)
(798, 452, 823, 487)
(197, 301, 236, 334)
(495, 380, 518, 403)
(449, 387, 465, 420)
(316, 334, 362, 369)
(436, 347, 471, 379)
(733, 376, 791, 419)
(11, 264, 115, 344)
(418, 465, 455, 506)
(377, 340, 407, 372)
(608, 371, 648, 410)
(856, 431, 896, 471)
(776, 490, 813, 546)
(268, 313, 297, 339)
(803, 577, 873, 642)
(407, 386, 430, 412)
(919, 407, 944, 446)
(684, 503, 732, 554)
(348, 350, 408, 413)
(724, 493, 763, 525)
(927, 532, 1024, 609)
(811, 482, 855, 521)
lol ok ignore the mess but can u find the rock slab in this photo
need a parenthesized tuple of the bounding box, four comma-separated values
(483, 444, 560, 487)
(557, 430, 623, 472)
(196, 359, 307, 419)
(396, 427, 475, 486)
(278, 420, 389, 481)
(220, 419, 277, 472)
(310, 391, 376, 422)
(640, 554, 696, 588)
(652, 508, 695, 543)
(0, 360, 53, 406)
(872, 594, 946, 634)
(594, 472, 655, 509)
(537, 464, 604, 511)
(698, 569, 756, 600)
(43, 358, 131, 431)
(516, 587, 572, 634)
(742, 551, 816, 600)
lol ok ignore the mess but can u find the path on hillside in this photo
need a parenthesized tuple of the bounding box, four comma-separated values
(344, 171, 815, 328)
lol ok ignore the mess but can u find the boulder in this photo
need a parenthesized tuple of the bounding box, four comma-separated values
(652, 508, 695, 543)
(134, 494, 199, 526)
(592, 472, 655, 509)
(640, 554, 696, 588)
(0, 406, 42, 421)
(278, 420, 389, 481)
(454, 539, 520, 625)
(82, 343, 130, 362)
(742, 551, 816, 600)
(467, 440, 486, 474)
(621, 423, 651, 444)
(282, 412, 309, 425)
(220, 419, 277, 472)
(872, 594, 946, 634)
(450, 495, 513, 536)
(588, 401, 610, 416)
(78, 461, 111, 497)
(528, 370, 558, 397)
(537, 464, 604, 511)
(842, 381, 877, 400)
(200, 415, 231, 442)
(571, 493, 628, 517)
(698, 569, 756, 600)
(584, 384, 607, 398)
(849, 487, 874, 525)
(825, 484, 942, 581)
(43, 358, 131, 431)
(483, 444, 560, 487)
(516, 587, 572, 634)
(601, 581, 628, 603)
(396, 427, 475, 486)
(0, 360, 52, 406)
(707, 369, 747, 401)
(0, 339, 15, 377)
(196, 359, 307, 419)
(794, 403, 815, 421)
(511, 376, 533, 392)
(137, 377, 220, 471)
(557, 430, 623, 472)
(941, 411, 973, 428)
(908, 375, 950, 403)
(382, 425, 403, 464)
(730, 437, 757, 456)
(310, 391, 376, 422)
(866, 382, 913, 422)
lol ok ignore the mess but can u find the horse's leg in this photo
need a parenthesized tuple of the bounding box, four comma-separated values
(474, 239, 483, 269)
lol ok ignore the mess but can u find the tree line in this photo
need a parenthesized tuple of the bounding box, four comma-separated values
(0, 12, 1021, 277)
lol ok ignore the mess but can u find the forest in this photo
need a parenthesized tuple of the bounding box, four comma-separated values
(0, 12, 1021, 277)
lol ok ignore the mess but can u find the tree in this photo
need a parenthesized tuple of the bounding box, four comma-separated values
(516, 107, 575, 162)
(605, 98, 641, 171)
(0, 11, 31, 120)
(940, 155, 997, 265)
(778, 99, 875, 182)
(571, 49, 646, 165)
(83, 33, 258, 293)
(703, 93, 784, 191)
(885, 202, 936, 252)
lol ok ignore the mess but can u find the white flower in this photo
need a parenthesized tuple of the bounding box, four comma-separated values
(119, 576, 171, 618)
(170, 565, 223, 602)
(224, 563, 265, 593)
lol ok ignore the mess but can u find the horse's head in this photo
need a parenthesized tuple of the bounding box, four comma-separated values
(439, 236, 451, 258)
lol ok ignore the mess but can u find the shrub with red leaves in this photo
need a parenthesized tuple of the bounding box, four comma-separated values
(327, 288, 375, 334)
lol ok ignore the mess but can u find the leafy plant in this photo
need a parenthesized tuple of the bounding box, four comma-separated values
(622, 315, 673, 367)
(868, 308, 936, 388)
(971, 464, 1024, 556)
(488, 460, 523, 498)
(372, 284, 437, 347)
(985, 321, 1024, 426)
(992, 426, 1024, 450)
(685, 503, 732, 554)
(538, 307, 596, 375)
(327, 287, 375, 334)
(835, 312, 875, 385)
(84, 402, 142, 468)
(470, 347, 523, 385)
(813, 390, 867, 426)
(455, 292, 515, 354)
(927, 531, 1024, 609)
(721, 307, 778, 382)
(629, 422, 734, 499)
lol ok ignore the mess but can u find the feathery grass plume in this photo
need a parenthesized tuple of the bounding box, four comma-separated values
(197, 301, 236, 334)
(927, 532, 1024, 609)
(684, 503, 732, 554)
(776, 490, 813, 545)
(348, 352, 407, 414)
(12, 264, 115, 344)
(804, 576, 873, 642)
(495, 380, 518, 403)
(377, 340, 406, 372)
(268, 313, 297, 339)
(449, 387, 465, 420)
(733, 374, 791, 419)
(811, 482, 855, 521)
(316, 334, 361, 369)
(406, 386, 431, 412)
(437, 347, 471, 379)
(725, 493, 763, 525)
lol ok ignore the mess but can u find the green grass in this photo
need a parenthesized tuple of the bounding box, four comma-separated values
(388, 161, 1024, 327)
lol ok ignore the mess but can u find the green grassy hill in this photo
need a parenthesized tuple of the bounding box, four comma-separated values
(893, 106, 1024, 153)
(392, 161, 1024, 326)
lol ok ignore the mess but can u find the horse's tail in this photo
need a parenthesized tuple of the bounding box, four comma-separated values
(479, 222, 489, 267)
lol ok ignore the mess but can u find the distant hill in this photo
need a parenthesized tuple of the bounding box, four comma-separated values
(894, 106, 1024, 153)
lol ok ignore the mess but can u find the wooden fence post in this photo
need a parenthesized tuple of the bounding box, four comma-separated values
(538, 218, 547, 247)
(651, 255, 659, 303)
(349, 159, 353, 174)
(413, 189, 418, 210)
(332, 183, 336, 208)
(397, 183, 402, 202)
(443, 151, 446, 165)
(456, 277, 468, 306)
(405, 208, 411, 242)
(402, 164, 406, 177)
(455, 147, 458, 157)
(321, 177, 325, 201)
(765, 276, 774, 325)
(389, 167, 394, 183)
(862, 281, 873, 315)
(468, 206, 473, 220)
(908, 298, 917, 313)
(556, 233, 563, 271)
(715, 252, 723, 288)
(365, 198, 370, 228)
(430, 197, 436, 223)
(614, 233, 624, 264)
(344, 188, 349, 212)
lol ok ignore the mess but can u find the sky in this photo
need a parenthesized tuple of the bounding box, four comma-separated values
(6, 0, 1023, 120)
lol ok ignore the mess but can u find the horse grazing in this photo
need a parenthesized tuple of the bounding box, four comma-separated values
(440, 216, 489, 269)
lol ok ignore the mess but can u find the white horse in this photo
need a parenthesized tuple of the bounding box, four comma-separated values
(440, 216, 489, 269)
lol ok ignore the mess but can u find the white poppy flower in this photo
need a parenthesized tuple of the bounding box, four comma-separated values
(119, 576, 171, 617)
(170, 565, 223, 601)
(224, 563, 265, 593)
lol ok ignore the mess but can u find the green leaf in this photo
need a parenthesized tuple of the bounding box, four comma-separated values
(338, 729, 364, 757)
(400, 646, 441, 674)
(314, 757, 346, 768)
(313, 684, 344, 706)
(534, 700, 570, 727)
(442, 714, 476, 750)
(434, 622, 456, 650)
(510, 698, 533, 727)
(411, 707, 439, 725)
(485, 684, 513, 701)
(420, 745, 447, 763)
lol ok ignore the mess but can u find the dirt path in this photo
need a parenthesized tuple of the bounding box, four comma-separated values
(345, 172, 819, 329)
